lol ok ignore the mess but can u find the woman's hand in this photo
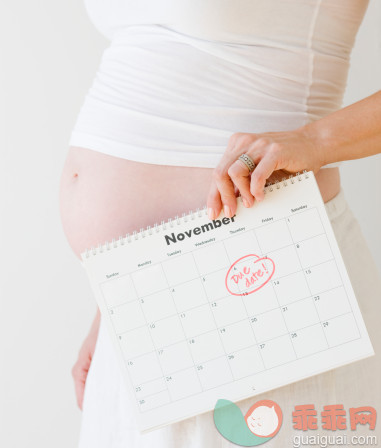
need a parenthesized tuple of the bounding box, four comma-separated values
(207, 126, 325, 220)
(71, 308, 101, 410)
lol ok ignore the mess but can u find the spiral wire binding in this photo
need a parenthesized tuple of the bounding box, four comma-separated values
(84, 170, 309, 258)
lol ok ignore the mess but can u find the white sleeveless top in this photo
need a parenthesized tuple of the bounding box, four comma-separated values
(69, 0, 368, 168)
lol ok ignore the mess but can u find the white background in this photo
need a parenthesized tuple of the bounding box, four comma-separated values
(0, 1, 380, 447)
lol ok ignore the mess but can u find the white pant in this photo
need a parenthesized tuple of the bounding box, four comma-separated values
(78, 188, 381, 447)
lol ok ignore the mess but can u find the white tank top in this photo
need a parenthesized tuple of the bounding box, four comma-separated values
(69, 0, 369, 168)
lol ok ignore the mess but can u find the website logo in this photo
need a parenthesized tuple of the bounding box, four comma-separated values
(214, 399, 283, 446)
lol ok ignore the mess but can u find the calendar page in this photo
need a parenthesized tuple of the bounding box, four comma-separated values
(80, 171, 374, 433)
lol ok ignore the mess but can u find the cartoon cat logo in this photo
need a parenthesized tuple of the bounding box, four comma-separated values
(214, 398, 283, 446)
(245, 400, 282, 438)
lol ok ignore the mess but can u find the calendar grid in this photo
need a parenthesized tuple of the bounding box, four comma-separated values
(158, 262, 205, 394)
(221, 236, 268, 370)
(252, 224, 299, 360)
(314, 205, 361, 338)
(129, 273, 172, 402)
(118, 310, 360, 413)
(102, 231, 335, 309)
(105, 251, 336, 313)
(116, 304, 357, 354)
(99, 204, 366, 416)
(189, 251, 236, 382)
(112, 282, 347, 335)
(284, 216, 331, 349)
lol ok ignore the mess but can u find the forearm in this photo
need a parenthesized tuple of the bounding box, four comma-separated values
(301, 90, 381, 166)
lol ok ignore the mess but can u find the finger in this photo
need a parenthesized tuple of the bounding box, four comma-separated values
(226, 139, 270, 207)
(72, 361, 89, 410)
(250, 153, 278, 201)
(211, 134, 255, 217)
(212, 168, 238, 218)
(227, 159, 255, 207)
(74, 378, 86, 410)
(206, 180, 223, 220)
(74, 366, 89, 409)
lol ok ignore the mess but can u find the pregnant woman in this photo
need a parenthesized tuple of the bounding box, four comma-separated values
(59, 0, 381, 446)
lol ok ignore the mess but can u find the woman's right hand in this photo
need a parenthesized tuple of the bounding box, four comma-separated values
(71, 308, 101, 410)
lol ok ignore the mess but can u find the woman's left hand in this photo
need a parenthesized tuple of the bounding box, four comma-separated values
(206, 126, 325, 220)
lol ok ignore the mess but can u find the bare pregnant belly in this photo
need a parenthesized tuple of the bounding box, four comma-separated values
(59, 146, 341, 260)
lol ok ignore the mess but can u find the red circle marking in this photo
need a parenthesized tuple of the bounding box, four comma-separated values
(225, 254, 275, 296)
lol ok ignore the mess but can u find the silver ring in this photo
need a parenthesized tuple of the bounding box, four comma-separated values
(237, 153, 256, 173)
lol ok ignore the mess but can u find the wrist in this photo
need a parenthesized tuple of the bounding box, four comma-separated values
(298, 119, 335, 168)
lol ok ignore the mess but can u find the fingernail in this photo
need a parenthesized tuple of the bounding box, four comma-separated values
(242, 198, 249, 207)
(224, 205, 231, 217)
(208, 208, 215, 220)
